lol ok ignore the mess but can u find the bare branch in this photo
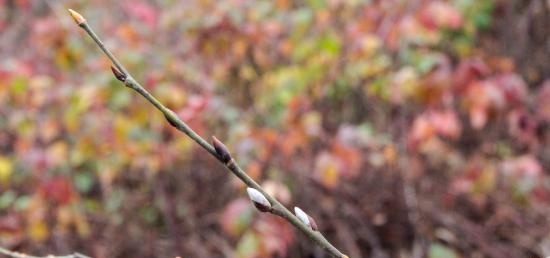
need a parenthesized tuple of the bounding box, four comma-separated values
(67, 9, 349, 258)
(0, 246, 90, 258)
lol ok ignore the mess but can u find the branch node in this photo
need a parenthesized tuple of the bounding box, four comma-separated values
(164, 110, 179, 128)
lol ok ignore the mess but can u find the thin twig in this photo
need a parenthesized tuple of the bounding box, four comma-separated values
(0, 246, 90, 258)
(67, 9, 348, 258)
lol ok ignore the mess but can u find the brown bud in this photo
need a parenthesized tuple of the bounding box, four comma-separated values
(253, 202, 272, 212)
(308, 215, 318, 231)
(68, 9, 86, 25)
(212, 136, 231, 163)
(111, 66, 127, 82)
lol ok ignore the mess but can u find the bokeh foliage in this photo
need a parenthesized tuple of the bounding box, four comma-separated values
(0, 0, 549, 257)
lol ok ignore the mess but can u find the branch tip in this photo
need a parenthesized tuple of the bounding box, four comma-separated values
(212, 136, 231, 163)
(68, 9, 86, 25)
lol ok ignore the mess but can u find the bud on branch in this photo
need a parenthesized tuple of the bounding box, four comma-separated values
(212, 136, 232, 163)
(247, 187, 272, 212)
(294, 207, 318, 231)
(164, 110, 180, 128)
(111, 66, 127, 82)
(68, 9, 86, 25)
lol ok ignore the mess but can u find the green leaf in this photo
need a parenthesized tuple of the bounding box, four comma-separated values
(74, 172, 95, 194)
(109, 88, 132, 110)
(0, 190, 16, 210)
(14, 195, 31, 211)
(429, 243, 459, 258)
(319, 33, 341, 56)
(140, 206, 159, 225)
(307, 0, 326, 10)
(236, 232, 260, 258)
(10, 76, 28, 96)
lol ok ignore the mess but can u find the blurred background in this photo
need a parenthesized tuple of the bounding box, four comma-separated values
(0, 0, 549, 257)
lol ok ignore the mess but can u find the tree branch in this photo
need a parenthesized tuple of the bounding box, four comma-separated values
(67, 9, 348, 258)
(0, 246, 90, 258)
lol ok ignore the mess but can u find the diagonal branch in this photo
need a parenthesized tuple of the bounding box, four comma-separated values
(67, 9, 348, 258)
(0, 246, 90, 258)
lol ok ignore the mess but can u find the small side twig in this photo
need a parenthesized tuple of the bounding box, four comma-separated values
(0, 246, 90, 258)
(67, 9, 348, 258)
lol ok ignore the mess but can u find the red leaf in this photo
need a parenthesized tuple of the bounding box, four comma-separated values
(429, 110, 462, 139)
(39, 177, 75, 205)
(255, 216, 294, 257)
(123, 1, 158, 29)
(219, 198, 253, 237)
(419, 2, 463, 30)
(536, 80, 550, 120)
(453, 58, 490, 93)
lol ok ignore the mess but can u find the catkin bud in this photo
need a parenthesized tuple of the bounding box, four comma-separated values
(246, 188, 271, 212)
(68, 9, 86, 25)
(212, 136, 231, 163)
(111, 66, 127, 82)
(294, 207, 318, 231)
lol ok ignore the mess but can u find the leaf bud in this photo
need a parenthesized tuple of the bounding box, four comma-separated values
(110, 66, 127, 82)
(68, 9, 86, 25)
(212, 136, 231, 163)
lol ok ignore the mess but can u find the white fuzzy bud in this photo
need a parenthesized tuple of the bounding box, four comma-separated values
(246, 188, 271, 212)
(294, 207, 310, 226)
(294, 206, 318, 231)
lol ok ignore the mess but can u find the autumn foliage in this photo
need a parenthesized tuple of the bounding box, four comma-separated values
(0, 1, 549, 258)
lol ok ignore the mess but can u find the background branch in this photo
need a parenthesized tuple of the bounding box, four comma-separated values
(0, 246, 90, 258)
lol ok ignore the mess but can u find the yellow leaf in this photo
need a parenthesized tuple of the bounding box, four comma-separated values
(321, 164, 338, 189)
(383, 144, 397, 165)
(56, 207, 73, 235)
(361, 34, 382, 57)
(27, 221, 49, 243)
(114, 115, 132, 142)
(74, 212, 91, 237)
(47, 141, 68, 167)
(0, 156, 13, 184)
